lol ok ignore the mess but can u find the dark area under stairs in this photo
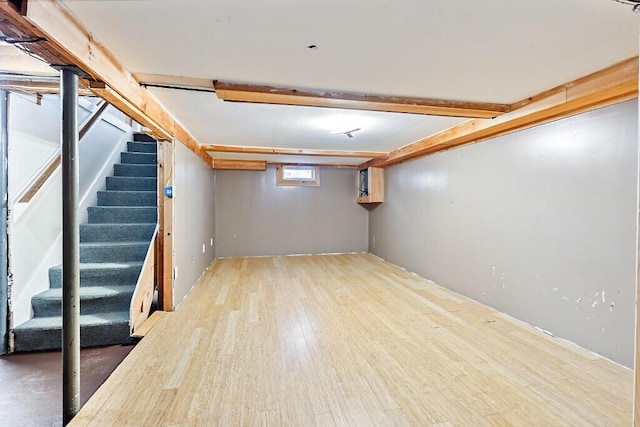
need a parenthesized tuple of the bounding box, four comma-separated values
(13, 134, 158, 352)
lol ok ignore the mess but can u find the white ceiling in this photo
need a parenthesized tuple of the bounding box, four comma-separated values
(53, 1, 640, 165)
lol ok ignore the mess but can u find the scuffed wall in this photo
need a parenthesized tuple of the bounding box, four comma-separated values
(369, 100, 638, 367)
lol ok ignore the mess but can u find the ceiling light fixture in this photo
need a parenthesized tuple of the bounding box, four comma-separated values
(330, 128, 361, 138)
(612, 0, 640, 13)
(311, 112, 374, 136)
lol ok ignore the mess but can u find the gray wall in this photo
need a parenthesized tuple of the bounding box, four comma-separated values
(173, 142, 216, 307)
(369, 100, 638, 368)
(215, 166, 368, 257)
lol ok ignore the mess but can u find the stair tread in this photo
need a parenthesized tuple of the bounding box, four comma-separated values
(35, 286, 134, 300)
(50, 261, 143, 270)
(107, 176, 156, 180)
(15, 312, 129, 330)
(80, 222, 158, 228)
(80, 241, 150, 247)
(90, 206, 156, 209)
(98, 190, 156, 193)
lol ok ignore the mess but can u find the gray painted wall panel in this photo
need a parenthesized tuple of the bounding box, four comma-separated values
(215, 166, 368, 257)
(369, 101, 638, 367)
(173, 142, 216, 306)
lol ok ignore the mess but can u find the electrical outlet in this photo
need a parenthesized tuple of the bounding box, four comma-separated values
(173, 266, 178, 280)
(202, 244, 206, 253)
(210, 237, 214, 246)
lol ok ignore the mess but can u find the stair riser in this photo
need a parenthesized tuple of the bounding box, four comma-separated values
(97, 191, 157, 207)
(133, 133, 156, 143)
(80, 223, 155, 243)
(80, 244, 148, 263)
(114, 164, 157, 177)
(13, 321, 131, 352)
(32, 291, 134, 317)
(88, 207, 157, 224)
(106, 177, 156, 191)
(121, 152, 157, 164)
(49, 265, 142, 288)
(127, 141, 157, 153)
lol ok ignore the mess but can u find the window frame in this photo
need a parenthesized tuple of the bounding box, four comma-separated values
(276, 165, 320, 187)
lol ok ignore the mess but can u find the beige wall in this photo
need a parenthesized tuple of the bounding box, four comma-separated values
(173, 142, 216, 306)
(369, 101, 638, 367)
(215, 166, 368, 257)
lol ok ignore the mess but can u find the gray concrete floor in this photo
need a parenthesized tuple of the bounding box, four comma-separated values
(0, 345, 134, 426)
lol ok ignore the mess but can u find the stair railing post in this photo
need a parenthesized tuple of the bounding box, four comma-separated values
(60, 67, 80, 425)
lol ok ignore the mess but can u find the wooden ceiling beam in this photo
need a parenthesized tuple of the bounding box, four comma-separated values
(202, 145, 385, 158)
(0, 76, 93, 96)
(268, 162, 356, 169)
(211, 159, 267, 171)
(0, 0, 212, 167)
(360, 57, 639, 169)
(213, 82, 509, 119)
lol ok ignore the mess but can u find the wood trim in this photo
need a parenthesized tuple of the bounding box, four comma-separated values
(268, 162, 356, 169)
(203, 145, 385, 158)
(212, 159, 267, 171)
(130, 311, 168, 339)
(214, 82, 509, 119)
(161, 141, 174, 311)
(361, 57, 639, 169)
(129, 226, 157, 335)
(156, 140, 166, 310)
(0, 0, 212, 168)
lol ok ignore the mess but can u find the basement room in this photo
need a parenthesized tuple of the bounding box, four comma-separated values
(0, 0, 639, 425)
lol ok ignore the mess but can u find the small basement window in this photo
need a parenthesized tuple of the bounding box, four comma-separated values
(276, 165, 320, 187)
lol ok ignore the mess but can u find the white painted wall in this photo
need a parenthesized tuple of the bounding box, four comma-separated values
(172, 142, 216, 307)
(8, 93, 132, 327)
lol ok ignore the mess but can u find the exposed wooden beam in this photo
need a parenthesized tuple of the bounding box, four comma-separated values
(268, 162, 356, 169)
(360, 57, 639, 169)
(213, 82, 509, 119)
(0, 0, 212, 167)
(0, 79, 94, 96)
(202, 145, 386, 158)
(211, 159, 267, 171)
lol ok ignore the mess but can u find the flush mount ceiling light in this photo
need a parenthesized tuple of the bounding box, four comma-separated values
(330, 128, 361, 138)
(311, 112, 373, 136)
(613, 0, 640, 13)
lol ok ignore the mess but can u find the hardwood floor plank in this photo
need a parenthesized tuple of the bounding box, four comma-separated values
(70, 254, 632, 426)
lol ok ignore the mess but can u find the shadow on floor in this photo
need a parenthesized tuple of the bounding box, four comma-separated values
(0, 344, 134, 427)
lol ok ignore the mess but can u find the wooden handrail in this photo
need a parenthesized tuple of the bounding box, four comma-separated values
(18, 100, 109, 203)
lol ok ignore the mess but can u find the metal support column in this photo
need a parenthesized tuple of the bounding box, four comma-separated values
(0, 90, 8, 355)
(60, 68, 80, 425)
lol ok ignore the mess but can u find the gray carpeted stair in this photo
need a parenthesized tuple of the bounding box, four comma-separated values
(13, 134, 158, 352)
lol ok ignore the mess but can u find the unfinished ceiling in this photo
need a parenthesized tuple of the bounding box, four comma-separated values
(11, 0, 640, 165)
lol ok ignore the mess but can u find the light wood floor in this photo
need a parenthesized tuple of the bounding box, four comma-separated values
(71, 253, 633, 426)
